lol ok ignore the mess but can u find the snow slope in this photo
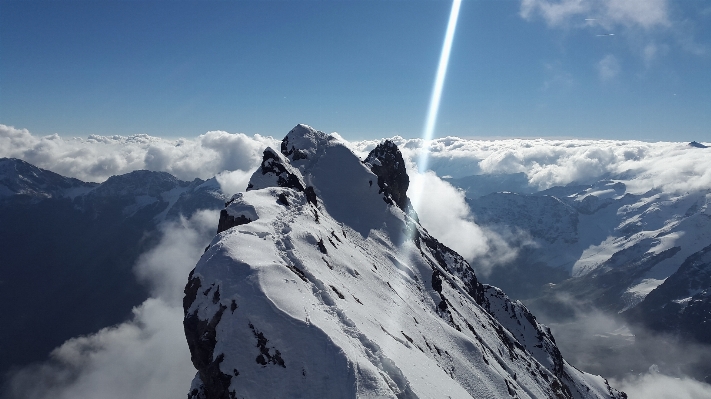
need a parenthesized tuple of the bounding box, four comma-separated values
(183, 125, 624, 399)
(464, 178, 711, 313)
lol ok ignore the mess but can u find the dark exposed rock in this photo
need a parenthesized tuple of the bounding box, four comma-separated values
(305, 186, 318, 207)
(216, 210, 251, 234)
(422, 231, 484, 304)
(184, 304, 231, 399)
(317, 238, 328, 254)
(212, 286, 221, 304)
(364, 140, 411, 211)
(689, 141, 709, 148)
(184, 270, 202, 316)
(281, 133, 309, 161)
(330, 285, 345, 299)
(249, 323, 286, 368)
(277, 193, 289, 206)
(431, 270, 443, 293)
(256, 148, 305, 191)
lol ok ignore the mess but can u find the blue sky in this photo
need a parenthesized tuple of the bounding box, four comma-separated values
(1, 0, 709, 141)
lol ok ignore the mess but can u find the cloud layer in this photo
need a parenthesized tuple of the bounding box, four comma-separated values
(537, 298, 711, 399)
(5, 124, 710, 198)
(0, 124, 276, 183)
(353, 136, 711, 195)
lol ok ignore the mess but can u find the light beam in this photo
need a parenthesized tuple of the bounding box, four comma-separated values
(418, 0, 462, 175)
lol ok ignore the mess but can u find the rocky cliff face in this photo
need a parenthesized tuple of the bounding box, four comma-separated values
(183, 125, 625, 399)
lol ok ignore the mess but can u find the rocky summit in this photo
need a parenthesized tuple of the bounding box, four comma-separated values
(183, 124, 626, 399)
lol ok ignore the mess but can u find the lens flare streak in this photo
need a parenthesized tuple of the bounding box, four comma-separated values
(418, 0, 462, 174)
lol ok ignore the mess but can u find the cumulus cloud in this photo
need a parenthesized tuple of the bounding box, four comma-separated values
(3, 210, 220, 399)
(0, 124, 275, 183)
(597, 54, 621, 80)
(407, 169, 522, 273)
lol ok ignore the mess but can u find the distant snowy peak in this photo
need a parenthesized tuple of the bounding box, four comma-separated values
(184, 125, 624, 399)
(689, 141, 709, 149)
(0, 157, 225, 221)
(0, 157, 95, 200)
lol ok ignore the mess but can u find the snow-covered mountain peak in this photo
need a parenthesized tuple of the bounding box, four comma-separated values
(244, 125, 414, 239)
(90, 169, 184, 198)
(184, 126, 624, 399)
(0, 157, 95, 200)
(280, 124, 337, 168)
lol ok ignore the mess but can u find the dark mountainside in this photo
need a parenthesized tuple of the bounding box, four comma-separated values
(0, 158, 225, 376)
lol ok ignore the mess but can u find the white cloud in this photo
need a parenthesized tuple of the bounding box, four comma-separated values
(5, 210, 220, 399)
(0, 124, 275, 183)
(519, 0, 670, 30)
(603, 0, 670, 29)
(613, 373, 711, 399)
(353, 137, 711, 196)
(214, 169, 257, 197)
(597, 54, 621, 81)
(520, 0, 590, 27)
(407, 169, 522, 274)
(516, 0, 711, 68)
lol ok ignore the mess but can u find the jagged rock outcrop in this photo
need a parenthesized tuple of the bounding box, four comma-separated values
(364, 140, 411, 211)
(183, 125, 625, 399)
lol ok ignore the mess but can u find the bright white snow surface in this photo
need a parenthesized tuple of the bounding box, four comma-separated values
(186, 125, 620, 398)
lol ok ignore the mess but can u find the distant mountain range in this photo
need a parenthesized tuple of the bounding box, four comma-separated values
(0, 158, 225, 375)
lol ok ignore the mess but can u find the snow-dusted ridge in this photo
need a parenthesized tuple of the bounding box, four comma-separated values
(183, 125, 625, 399)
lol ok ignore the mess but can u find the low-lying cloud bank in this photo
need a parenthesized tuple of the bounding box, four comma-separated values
(0, 124, 276, 183)
(531, 294, 711, 399)
(3, 210, 219, 399)
(5, 124, 710, 196)
(352, 136, 711, 195)
(614, 373, 711, 399)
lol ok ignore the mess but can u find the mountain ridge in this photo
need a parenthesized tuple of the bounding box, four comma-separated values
(183, 125, 624, 399)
